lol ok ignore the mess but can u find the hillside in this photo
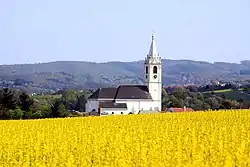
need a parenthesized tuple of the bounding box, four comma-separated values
(0, 59, 250, 93)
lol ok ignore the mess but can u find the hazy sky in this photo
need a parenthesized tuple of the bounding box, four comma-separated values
(0, 0, 250, 64)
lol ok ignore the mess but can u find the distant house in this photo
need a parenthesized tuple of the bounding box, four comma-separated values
(165, 107, 194, 113)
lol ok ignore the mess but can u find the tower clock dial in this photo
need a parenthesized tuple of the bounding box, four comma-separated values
(154, 75, 157, 79)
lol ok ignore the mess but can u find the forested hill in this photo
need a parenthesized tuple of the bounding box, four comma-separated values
(0, 59, 250, 93)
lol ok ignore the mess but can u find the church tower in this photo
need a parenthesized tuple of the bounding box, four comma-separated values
(144, 34, 162, 111)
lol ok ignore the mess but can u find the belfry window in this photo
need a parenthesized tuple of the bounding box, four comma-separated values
(153, 66, 157, 74)
(146, 66, 148, 74)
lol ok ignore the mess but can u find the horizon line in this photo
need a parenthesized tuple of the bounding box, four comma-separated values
(0, 59, 249, 66)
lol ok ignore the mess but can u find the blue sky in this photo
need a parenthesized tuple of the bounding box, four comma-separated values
(0, 0, 250, 64)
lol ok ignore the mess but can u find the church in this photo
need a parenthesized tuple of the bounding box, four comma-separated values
(85, 34, 162, 116)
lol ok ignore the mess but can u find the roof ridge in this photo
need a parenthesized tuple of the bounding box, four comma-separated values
(119, 84, 146, 87)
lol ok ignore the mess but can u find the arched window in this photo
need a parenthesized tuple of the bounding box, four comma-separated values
(153, 66, 157, 74)
(145, 66, 148, 74)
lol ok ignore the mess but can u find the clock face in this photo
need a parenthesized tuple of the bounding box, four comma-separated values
(154, 75, 157, 79)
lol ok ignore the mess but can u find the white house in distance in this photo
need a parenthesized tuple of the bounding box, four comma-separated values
(85, 34, 162, 116)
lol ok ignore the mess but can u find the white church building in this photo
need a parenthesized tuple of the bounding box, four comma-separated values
(85, 34, 162, 116)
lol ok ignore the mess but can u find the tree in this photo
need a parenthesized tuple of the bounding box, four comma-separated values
(19, 92, 34, 112)
(75, 94, 87, 112)
(220, 100, 233, 109)
(162, 89, 171, 110)
(58, 103, 69, 117)
(0, 88, 18, 119)
(205, 97, 220, 110)
(169, 95, 184, 108)
(9, 109, 24, 119)
(17, 92, 35, 119)
(49, 99, 69, 118)
(172, 87, 189, 100)
(203, 103, 211, 110)
(0, 88, 18, 110)
(230, 100, 240, 109)
(50, 99, 62, 117)
(39, 105, 52, 118)
(61, 90, 78, 110)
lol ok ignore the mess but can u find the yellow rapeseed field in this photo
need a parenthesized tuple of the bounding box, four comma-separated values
(0, 110, 250, 167)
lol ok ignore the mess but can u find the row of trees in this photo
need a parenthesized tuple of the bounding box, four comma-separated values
(47, 90, 87, 118)
(1, 84, 250, 119)
(0, 88, 88, 120)
(194, 83, 250, 93)
(185, 83, 238, 93)
(162, 87, 250, 111)
(0, 88, 35, 119)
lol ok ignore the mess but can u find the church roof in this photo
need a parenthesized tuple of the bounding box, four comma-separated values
(99, 101, 127, 108)
(88, 88, 117, 99)
(88, 85, 152, 100)
(115, 85, 152, 99)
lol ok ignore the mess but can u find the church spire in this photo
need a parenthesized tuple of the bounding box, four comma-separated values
(144, 33, 162, 112)
(148, 33, 158, 57)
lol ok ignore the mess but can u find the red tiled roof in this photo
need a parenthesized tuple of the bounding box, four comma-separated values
(165, 108, 194, 112)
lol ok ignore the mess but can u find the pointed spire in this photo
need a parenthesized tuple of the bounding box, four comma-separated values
(148, 33, 158, 57)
